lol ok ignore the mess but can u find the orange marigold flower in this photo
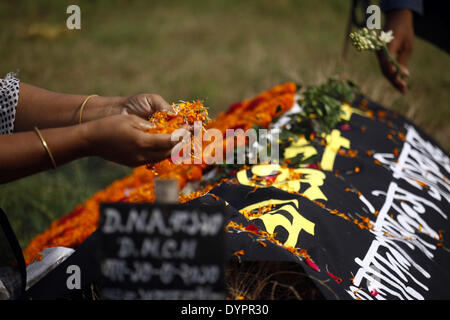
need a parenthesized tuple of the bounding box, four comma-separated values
(23, 83, 299, 265)
(414, 179, 428, 188)
(258, 241, 267, 247)
(393, 148, 399, 157)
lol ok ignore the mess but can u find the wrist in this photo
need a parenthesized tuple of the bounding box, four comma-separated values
(102, 96, 128, 117)
(80, 96, 127, 122)
(385, 9, 413, 29)
(78, 121, 97, 157)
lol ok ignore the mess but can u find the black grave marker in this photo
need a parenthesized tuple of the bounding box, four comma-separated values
(97, 202, 226, 300)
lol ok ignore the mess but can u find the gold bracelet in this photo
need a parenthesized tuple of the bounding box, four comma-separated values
(78, 94, 98, 124)
(34, 127, 57, 169)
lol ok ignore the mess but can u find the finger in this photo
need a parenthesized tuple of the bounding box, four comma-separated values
(148, 94, 174, 114)
(397, 61, 410, 80)
(136, 121, 156, 131)
(140, 132, 179, 150)
(396, 41, 412, 66)
(386, 40, 410, 79)
(376, 49, 406, 93)
(385, 40, 401, 71)
(376, 50, 397, 79)
(399, 64, 410, 78)
(138, 95, 153, 119)
(127, 114, 154, 132)
(123, 95, 151, 119)
(387, 70, 407, 93)
(376, 49, 390, 72)
(393, 74, 408, 93)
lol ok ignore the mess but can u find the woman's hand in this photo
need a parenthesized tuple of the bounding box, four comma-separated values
(119, 93, 174, 119)
(14, 84, 175, 131)
(83, 113, 179, 167)
(0, 113, 181, 183)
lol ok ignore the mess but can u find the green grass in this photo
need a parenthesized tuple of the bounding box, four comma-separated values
(1, 0, 449, 248)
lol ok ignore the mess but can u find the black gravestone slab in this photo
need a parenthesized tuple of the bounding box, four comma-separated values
(97, 202, 226, 300)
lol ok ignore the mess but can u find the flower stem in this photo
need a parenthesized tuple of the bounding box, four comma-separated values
(381, 45, 406, 80)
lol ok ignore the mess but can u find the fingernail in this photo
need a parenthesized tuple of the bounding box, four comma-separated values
(139, 122, 155, 130)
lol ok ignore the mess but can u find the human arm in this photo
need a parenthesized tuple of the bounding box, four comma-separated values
(0, 114, 178, 183)
(14, 82, 173, 131)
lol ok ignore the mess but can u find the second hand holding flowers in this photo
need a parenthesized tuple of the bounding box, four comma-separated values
(349, 28, 407, 82)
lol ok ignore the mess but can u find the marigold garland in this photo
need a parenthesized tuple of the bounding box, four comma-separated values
(23, 82, 297, 265)
(146, 100, 210, 134)
(23, 80, 421, 285)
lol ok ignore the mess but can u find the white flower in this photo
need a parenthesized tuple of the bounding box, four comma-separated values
(379, 30, 394, 44)
(350, 28, 394, 51)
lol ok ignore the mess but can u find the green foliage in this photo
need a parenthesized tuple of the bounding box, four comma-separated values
(274, 76, 360, 165)
(206, 76, 360, 181)
(291, 75, 359, 138)
(272, 76, 361, 166)
(283, 153, 319, 167)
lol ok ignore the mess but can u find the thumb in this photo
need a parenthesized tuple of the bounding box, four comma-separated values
(385, 40, 402, 73)
(399, 64, 410, 78)
(148, 94, 174, 114)
(136, 121, 156, 132)
(140, 132, 179, 150)
(376, 48, 396, 77)
(396, 50, 411, 78)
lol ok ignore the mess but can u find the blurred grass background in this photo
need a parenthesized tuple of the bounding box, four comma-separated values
(0, 0, 449, 248)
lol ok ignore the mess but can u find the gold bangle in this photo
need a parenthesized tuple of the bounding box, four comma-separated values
(34, 126, 57, 169)
(79, 94, 98, 124)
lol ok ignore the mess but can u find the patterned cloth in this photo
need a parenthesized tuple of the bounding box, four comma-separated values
(0, 73, 20, 134)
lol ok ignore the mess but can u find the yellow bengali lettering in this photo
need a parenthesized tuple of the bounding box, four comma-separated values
(239, 199, 315, 247)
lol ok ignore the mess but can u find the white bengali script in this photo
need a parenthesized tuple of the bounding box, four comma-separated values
(347, 125, 450, 300)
